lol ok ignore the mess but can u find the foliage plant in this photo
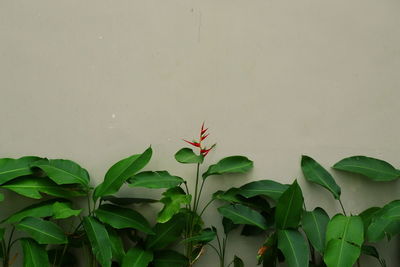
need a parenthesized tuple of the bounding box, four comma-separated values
(212, 155, 400, 267)
(126, 123, 253, 266)
(1, 131, 400, 267)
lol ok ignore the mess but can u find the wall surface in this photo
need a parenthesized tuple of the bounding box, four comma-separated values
(1, 0, 400, 266)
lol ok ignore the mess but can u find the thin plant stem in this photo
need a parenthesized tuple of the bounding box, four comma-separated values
(199, 199, 215, 217)
(195, 179, 206, 212)
(193, 163, 201, 213)
(338, 198, 347, 216)
(207, 243, 222, 258)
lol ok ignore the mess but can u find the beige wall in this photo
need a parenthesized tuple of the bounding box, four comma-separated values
(1, 0, 400, 266)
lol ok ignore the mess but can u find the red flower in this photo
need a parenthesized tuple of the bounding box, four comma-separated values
(183, 123, 215, 157)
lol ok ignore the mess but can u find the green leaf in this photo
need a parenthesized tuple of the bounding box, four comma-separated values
(233, 255, 244, 267)
(95, 204, 154, 234)
(202, 156, 253, 179)
(1, 176, 86, 199)
(324, 215, 364, 267)
(52, 201, 81, 219)
(94, 147, 152, 200)
(277, 230, 309, 267)
(0, 228, 4, 241)
(0, 192, 4, 202)
(106, 226, 125, 263)
(238, 180, 289, 201)
(366, 200, 400, 242)
(3, 199, 57, 224)
(326, 214, 364, 246)
(102, 195, 158, 205)
(30, 159, 89, 186)
(361, 245, 386, 267)
(122, 247, 153, 267)
(157, 187, 191, 223)
(16, 217, 67, 244)
(175, 148, 204, 164)
(359, 207, 380, 235)
(301, 156, 341, 199)
(213, 188, 242, 202)
(83, 216, 112, 267)
(153, 250, 189, 267)
(183, 228, 216, 243)
(128, 171, 184, 189)
(222, 217, 239, 235)
(3, 199, 76, 224)
(20, 238, 50, 267)
(324, 239, 361, 267)
(218, 204, 267, 230)
(0, 156, 41, 185)
(275, 180, 304, 229)
(146, 214, 186, 250)
(333, 156, 400, 181)
(301, 207, 330, 254)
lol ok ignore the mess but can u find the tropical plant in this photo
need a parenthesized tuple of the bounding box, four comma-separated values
(300, 155, 394, 267)
(127, 123, 253, 266)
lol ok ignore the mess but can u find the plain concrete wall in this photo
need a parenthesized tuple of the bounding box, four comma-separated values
(1, 0, 399, 266)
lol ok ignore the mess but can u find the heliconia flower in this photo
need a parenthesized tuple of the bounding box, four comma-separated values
(183, 123, 215, 157)
(183, 140, 201, 147)
(257, 246, 268, 257)
(200, 133, 209, 141)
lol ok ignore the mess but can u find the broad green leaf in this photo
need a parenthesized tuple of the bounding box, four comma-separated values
(3, 199, 79, 224)
(153, 250, 189, 267)
(222, 217, 239, 235)
(16, 217, 67, 244)
(0, 192, 4, 202)
(301, 156, 341, 199)
(157, 187, 191, 223)
(146, 214, 186, 250)
(95, 204, 153, 234)
(324, 239, 361, 267)
(30, 159, 89, 186)
(94, 147, 152, 200)
(20, 238, 50, 267)
(83, 216, 112, 267)
(183, 228, 216, 243)
(202, 156, 253, 179)
(213, 188, 242, 203)
(122, 247, 153, 267)
(52, 201, 81, 219)
(102, 195, 158, 205)
(275, 180, 304, 229)
(106, 226, 125, 263)
(361, 245, 386, 267)
(277, 230, 309, 267)
(175, 148, 204, 164)
(3, 199, 57, 224)
(218, 204, 267, 230)
(301, 207, 330, 254)
(1, 176, 86, 199)
(128, 171, 184, 189)
(324, 215, 363, 267)
(239, 180, 289, 201)
(333, 156, 400, 181)
(366, 200, 400, 242)
(359, 207, 380, 235)
(233, 255, 244, 267)
(0, 156, 41, 185)
(326, 214, 364, 246)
